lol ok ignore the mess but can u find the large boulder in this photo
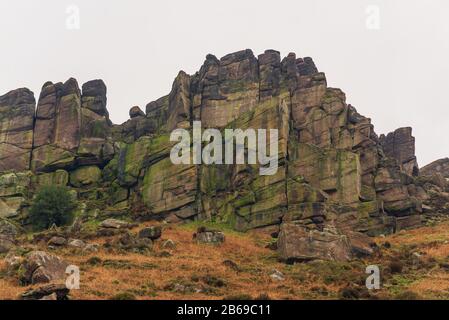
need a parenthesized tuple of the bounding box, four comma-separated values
(19, 251, 69, 285)
(194, 227, 225, 244)
(20, 283, 70, 300)
(138, 226, 162, 240)
(277, 223, 352, 262)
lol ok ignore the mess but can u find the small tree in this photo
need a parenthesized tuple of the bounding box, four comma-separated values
(29, 185, 76, 231)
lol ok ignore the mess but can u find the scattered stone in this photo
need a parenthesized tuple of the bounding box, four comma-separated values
(97, 228, 122, 237)
(68, 239, 86, 249)
(105, 232, 153, 253)
(161, 239, 176, 249)
(83, 243, 99, 253)
(269, 269, 285, 281)
(138, 226, 162, 240)
(48, 236, 67, 247)
(19, 251, 69, 285)
(194, 227, 225, 244)
(20, 284, 70, 300)
(100, 218, 132, 229)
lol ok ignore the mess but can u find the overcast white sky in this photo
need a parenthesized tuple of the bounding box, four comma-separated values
(1, 0, 448, 166)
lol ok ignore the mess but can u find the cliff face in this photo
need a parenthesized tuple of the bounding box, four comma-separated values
(0, 49, 439, 245)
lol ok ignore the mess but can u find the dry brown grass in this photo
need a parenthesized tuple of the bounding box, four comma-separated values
(0, 223, 339, 300)
(381, 221, 449, 247)
(2, 220, 449, 300)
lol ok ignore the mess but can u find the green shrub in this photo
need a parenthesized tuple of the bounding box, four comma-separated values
(29, 185, 76, 231)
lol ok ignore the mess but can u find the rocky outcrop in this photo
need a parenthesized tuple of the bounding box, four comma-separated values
(31, 79, 81, 172)
(0, 88, 35, 172)
(32, 79, 113, 172)
(0, 48, 443, 262)
(421, 158, 449, 179)
(412, 159, 449, 217)
(380, 127, 419, 177)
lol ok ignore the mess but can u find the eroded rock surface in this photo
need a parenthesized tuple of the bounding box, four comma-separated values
(0, 48, 446, 262)
(19, 251, 69, 285)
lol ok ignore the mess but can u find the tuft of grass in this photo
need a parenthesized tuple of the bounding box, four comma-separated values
(110, 292, 136, 300)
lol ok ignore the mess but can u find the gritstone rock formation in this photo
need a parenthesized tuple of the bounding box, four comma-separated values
(0, 49, 446, 261)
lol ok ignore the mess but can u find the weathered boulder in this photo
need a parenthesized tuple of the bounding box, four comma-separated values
(105, 231, 152, 252)
(83, 243, 99, 253)
(194, 228, 225, 244)
(277, 223, 351, 262)
(99, 218, 132, 229)
(20, 283, 70, 300)
(138, 226, 162, 240)
(68, 239, 86, 249)
(19, 251, 69, 285)
(47, 236, 67, 247)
